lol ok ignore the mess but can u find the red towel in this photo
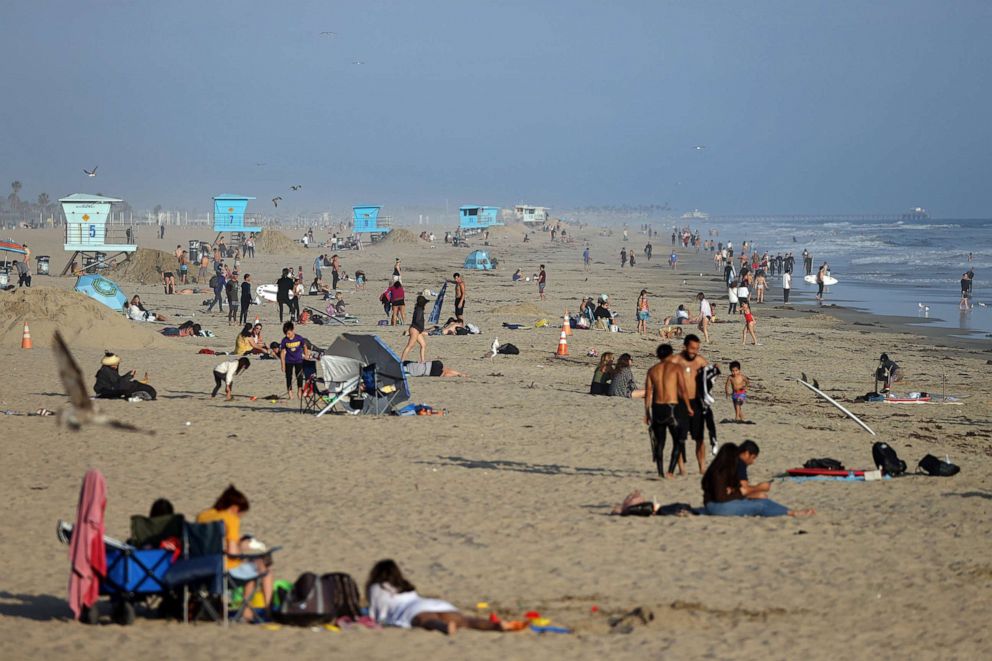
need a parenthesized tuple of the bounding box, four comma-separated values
(67, 469, 107, 620)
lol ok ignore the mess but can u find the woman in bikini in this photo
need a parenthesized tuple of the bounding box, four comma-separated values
(636, 289, 650, 335)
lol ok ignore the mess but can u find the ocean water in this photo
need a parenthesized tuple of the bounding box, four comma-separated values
(705, 218, 992, 338)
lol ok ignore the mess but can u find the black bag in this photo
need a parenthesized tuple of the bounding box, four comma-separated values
(209, 275, 218, 289)
(918, 454, 960, 477)
(274, 571, 361, 626)
(803, 458, 845, 471)
(497, 343, 520, 355)
(872, 442, 907, 476)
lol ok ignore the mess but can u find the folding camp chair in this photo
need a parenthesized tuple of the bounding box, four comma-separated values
(57, 519, 177, 625)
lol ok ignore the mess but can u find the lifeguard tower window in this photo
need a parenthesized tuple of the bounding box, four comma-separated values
(466, 209, 478, 216)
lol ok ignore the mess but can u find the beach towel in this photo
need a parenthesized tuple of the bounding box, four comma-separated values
(428, 281, 447, 325)
(68, 469, 107, 620)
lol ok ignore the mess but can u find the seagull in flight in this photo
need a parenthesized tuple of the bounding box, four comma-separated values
(255, 162, 266, 167)
(83, 166, 98, 177)
(272, 196, 283, 207)
(693, 145, 706, 151)
(320, 31, 337, 36)
(290, 185, 302, 191)
(352, 59, 365, 65)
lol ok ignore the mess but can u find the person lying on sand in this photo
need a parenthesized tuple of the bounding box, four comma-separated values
(610, 490, 694, 517)
(366, 559, 524, 635)
(402, 360, 467, 378)
(702, 443, 813, 517)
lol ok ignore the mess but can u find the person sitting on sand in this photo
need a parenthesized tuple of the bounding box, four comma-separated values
(366, 559, 520, 634)
(512, 269, 522, 282)
(402, 360, 467, 378)
(211, 357, 251, 401)
(608, 353, 646, 399)
(579, 296, 596, 323)
(94, 352, 157, 400)
(876, 353, 903, 393)
(662, 304, 690, 327)
(589, 352, 615, 395)
(702, 443, 813, 517)
(737, 440, 772, 499)
(196, 485, 274, 620)
(125, 296, 167, 322)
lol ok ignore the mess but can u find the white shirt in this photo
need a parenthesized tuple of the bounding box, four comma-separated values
(699, 299, 712, 318)
(368, 583, 457, 628)
(783, 272, 792, 289)
(214, 360, 240, 385)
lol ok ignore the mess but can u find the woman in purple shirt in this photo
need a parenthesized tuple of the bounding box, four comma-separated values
(279, 321, 310, 399)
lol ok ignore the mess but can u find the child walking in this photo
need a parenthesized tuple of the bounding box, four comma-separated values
(725, 360, 750, 422)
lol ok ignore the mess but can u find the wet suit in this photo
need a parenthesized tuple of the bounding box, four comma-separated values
(650, 403, 682, 476)
(276, 275, 294, 322)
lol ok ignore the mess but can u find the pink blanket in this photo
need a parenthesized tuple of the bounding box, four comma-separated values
(67, 469, 107, 620)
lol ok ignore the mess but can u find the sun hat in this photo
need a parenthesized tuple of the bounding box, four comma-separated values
(101, 352, 120, 367)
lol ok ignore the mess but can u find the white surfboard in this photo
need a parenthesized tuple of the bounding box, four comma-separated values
(256, 284, 278, 303)
(804, 274, 839, 286)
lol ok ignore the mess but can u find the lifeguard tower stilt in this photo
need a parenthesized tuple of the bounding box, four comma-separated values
(59, 193, 135, 276)
(212, 195, 262, 251)
(352, 205, 392, 243)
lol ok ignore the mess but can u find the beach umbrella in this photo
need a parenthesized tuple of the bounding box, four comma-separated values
(74, 274, 128, 312)
(323, 333, 410, 412)
(0, 240, 27, 255)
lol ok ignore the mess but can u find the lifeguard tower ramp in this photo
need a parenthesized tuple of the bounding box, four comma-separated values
(213, 195, 261, 245)
(60, 193, 134, 275)
(459, 206, 501, 233)
(353, 205, 392, 240)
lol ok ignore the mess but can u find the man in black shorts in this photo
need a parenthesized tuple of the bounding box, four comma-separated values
(453, 272, 466, 321)
(670, 334, 710, 475)
(644, 343, 691, 478)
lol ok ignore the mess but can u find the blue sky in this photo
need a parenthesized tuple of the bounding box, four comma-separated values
(1, 0, 989, 216)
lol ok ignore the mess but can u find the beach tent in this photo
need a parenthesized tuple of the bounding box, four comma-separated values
(463, 250, 493, 271)
(318, 334, 410, 415)
(74, 274, 128, 312)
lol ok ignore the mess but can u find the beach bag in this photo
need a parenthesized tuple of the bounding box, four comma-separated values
(917, 454, 960, 477)
(274, 571, 361, 626)
(872, 442, 907, 476)
(497, 343, 519, 355)
(208, 275, 218, 289)
(804, 458, 844, 471)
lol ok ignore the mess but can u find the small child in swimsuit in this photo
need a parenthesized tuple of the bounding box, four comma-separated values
(725, 360, 750, 422)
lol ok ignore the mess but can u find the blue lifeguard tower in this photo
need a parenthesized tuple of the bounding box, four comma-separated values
(458, 206, 501, 233)
(213, 194, 261, 244)
(60, 193, 135, 275)
(352, 205, 392, 240)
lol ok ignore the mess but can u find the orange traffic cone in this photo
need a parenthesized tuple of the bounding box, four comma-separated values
(254, 314, 260, 325)
(21, 322, 32, 349)
(555, 327, 568, 356)
(562, 310, 572, 336)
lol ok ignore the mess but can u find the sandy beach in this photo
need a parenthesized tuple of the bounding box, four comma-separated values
(1, 225, 990, 660)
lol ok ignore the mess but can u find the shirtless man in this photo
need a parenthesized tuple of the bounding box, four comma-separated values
(453, 273, 466, 321)
(670, 334, 710, 474)
(644, 343, 691, 478)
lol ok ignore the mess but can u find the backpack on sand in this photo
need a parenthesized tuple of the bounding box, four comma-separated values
(274, 571, 361, 626)
(804, 458, 845, 471)
(872, 442, 907, 476)
(918, 454, 960, 477)
(497, 343, 520, 355)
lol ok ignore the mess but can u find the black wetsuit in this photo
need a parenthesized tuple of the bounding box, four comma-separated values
(650, 403, 681, 476)
(276, 275, 294, 322)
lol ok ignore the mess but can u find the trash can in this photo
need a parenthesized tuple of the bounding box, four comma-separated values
(0, 268, 8, 287)
(37, 255, 50, 275)
(188, 240, 200, 264)
(95, 252, 107, 269)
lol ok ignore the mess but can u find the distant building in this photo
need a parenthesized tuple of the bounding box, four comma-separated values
(459, 205, 501, 232)
(514, 205, 550, 226)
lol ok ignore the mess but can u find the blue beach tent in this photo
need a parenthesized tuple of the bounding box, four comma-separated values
(463, 250, 493, 271)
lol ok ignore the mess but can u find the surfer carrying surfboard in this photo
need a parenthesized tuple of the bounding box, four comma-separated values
(815, 262, 828, 301)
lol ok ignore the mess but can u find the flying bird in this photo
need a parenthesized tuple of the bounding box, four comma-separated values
(255, 162, 267, 167)
(52, 331, 150, 434)
(693, 145, 706, 151)
(83, 166, 98, 177)
(272, 196, 283, 207)
(320, 31, 337, 36)
(352, 60, 365, 65)
(290, 185, 302, 191)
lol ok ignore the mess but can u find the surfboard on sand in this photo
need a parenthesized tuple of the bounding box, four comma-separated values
(787, 468, 867, 477)
(795, 377, 877, 436)
(804, 274, 839, 286)
(256, 284, 278, 303)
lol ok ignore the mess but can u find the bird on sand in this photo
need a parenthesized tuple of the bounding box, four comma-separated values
(290, 185, 302, 191)
(272, 196, 283, 207)
(83, 166, 98, 177)
(53, 331, 150, 434)
(801, 372, 809, 384)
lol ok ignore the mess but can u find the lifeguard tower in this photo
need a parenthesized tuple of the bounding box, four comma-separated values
(352, 205, 392, 241)
(514, 205, 549, 226)
(458, 206, 501, 234)
(60, 193, 134, 275)
(213, 194, 261, 247)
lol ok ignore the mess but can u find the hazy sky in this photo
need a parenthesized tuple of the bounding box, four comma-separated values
(1, 0, 990, 217)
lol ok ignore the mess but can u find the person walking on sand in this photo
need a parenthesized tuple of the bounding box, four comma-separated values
(670, 250, 678, 270)
(583, 246, 591, 269)
(276, 268, 294, 322)
(620, 248, 627, 268)
(279, 321, 310, 400)
(240, 274, 253, 325)
(741, 301, 758, 345)
(400, 295, 429, 363)
(537, 264, 547, 301)
(453, 273, 466, 321)
(207, 270, 226, 314)
(225, 273, 240, 326)
(645, 343, 692, 478)
(670, 334, 710, 475)
(782, 269, 792, 303)
(211, 357, 251, 401)
(393, 258, 402, 282)
(636, 289, 650, 335)
(725, 360, 750, 422)
(331, 254, 341, 290)
(696, 292, 712, 343)
(815, 262, 827, 302)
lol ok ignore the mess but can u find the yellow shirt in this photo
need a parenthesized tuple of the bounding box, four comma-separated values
(196, 508, 241, 568)
(235, 335, 253, 356)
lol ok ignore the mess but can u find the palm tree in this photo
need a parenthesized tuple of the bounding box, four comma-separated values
(8, 180, 22, 209)
(37, 192, 49, 208)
